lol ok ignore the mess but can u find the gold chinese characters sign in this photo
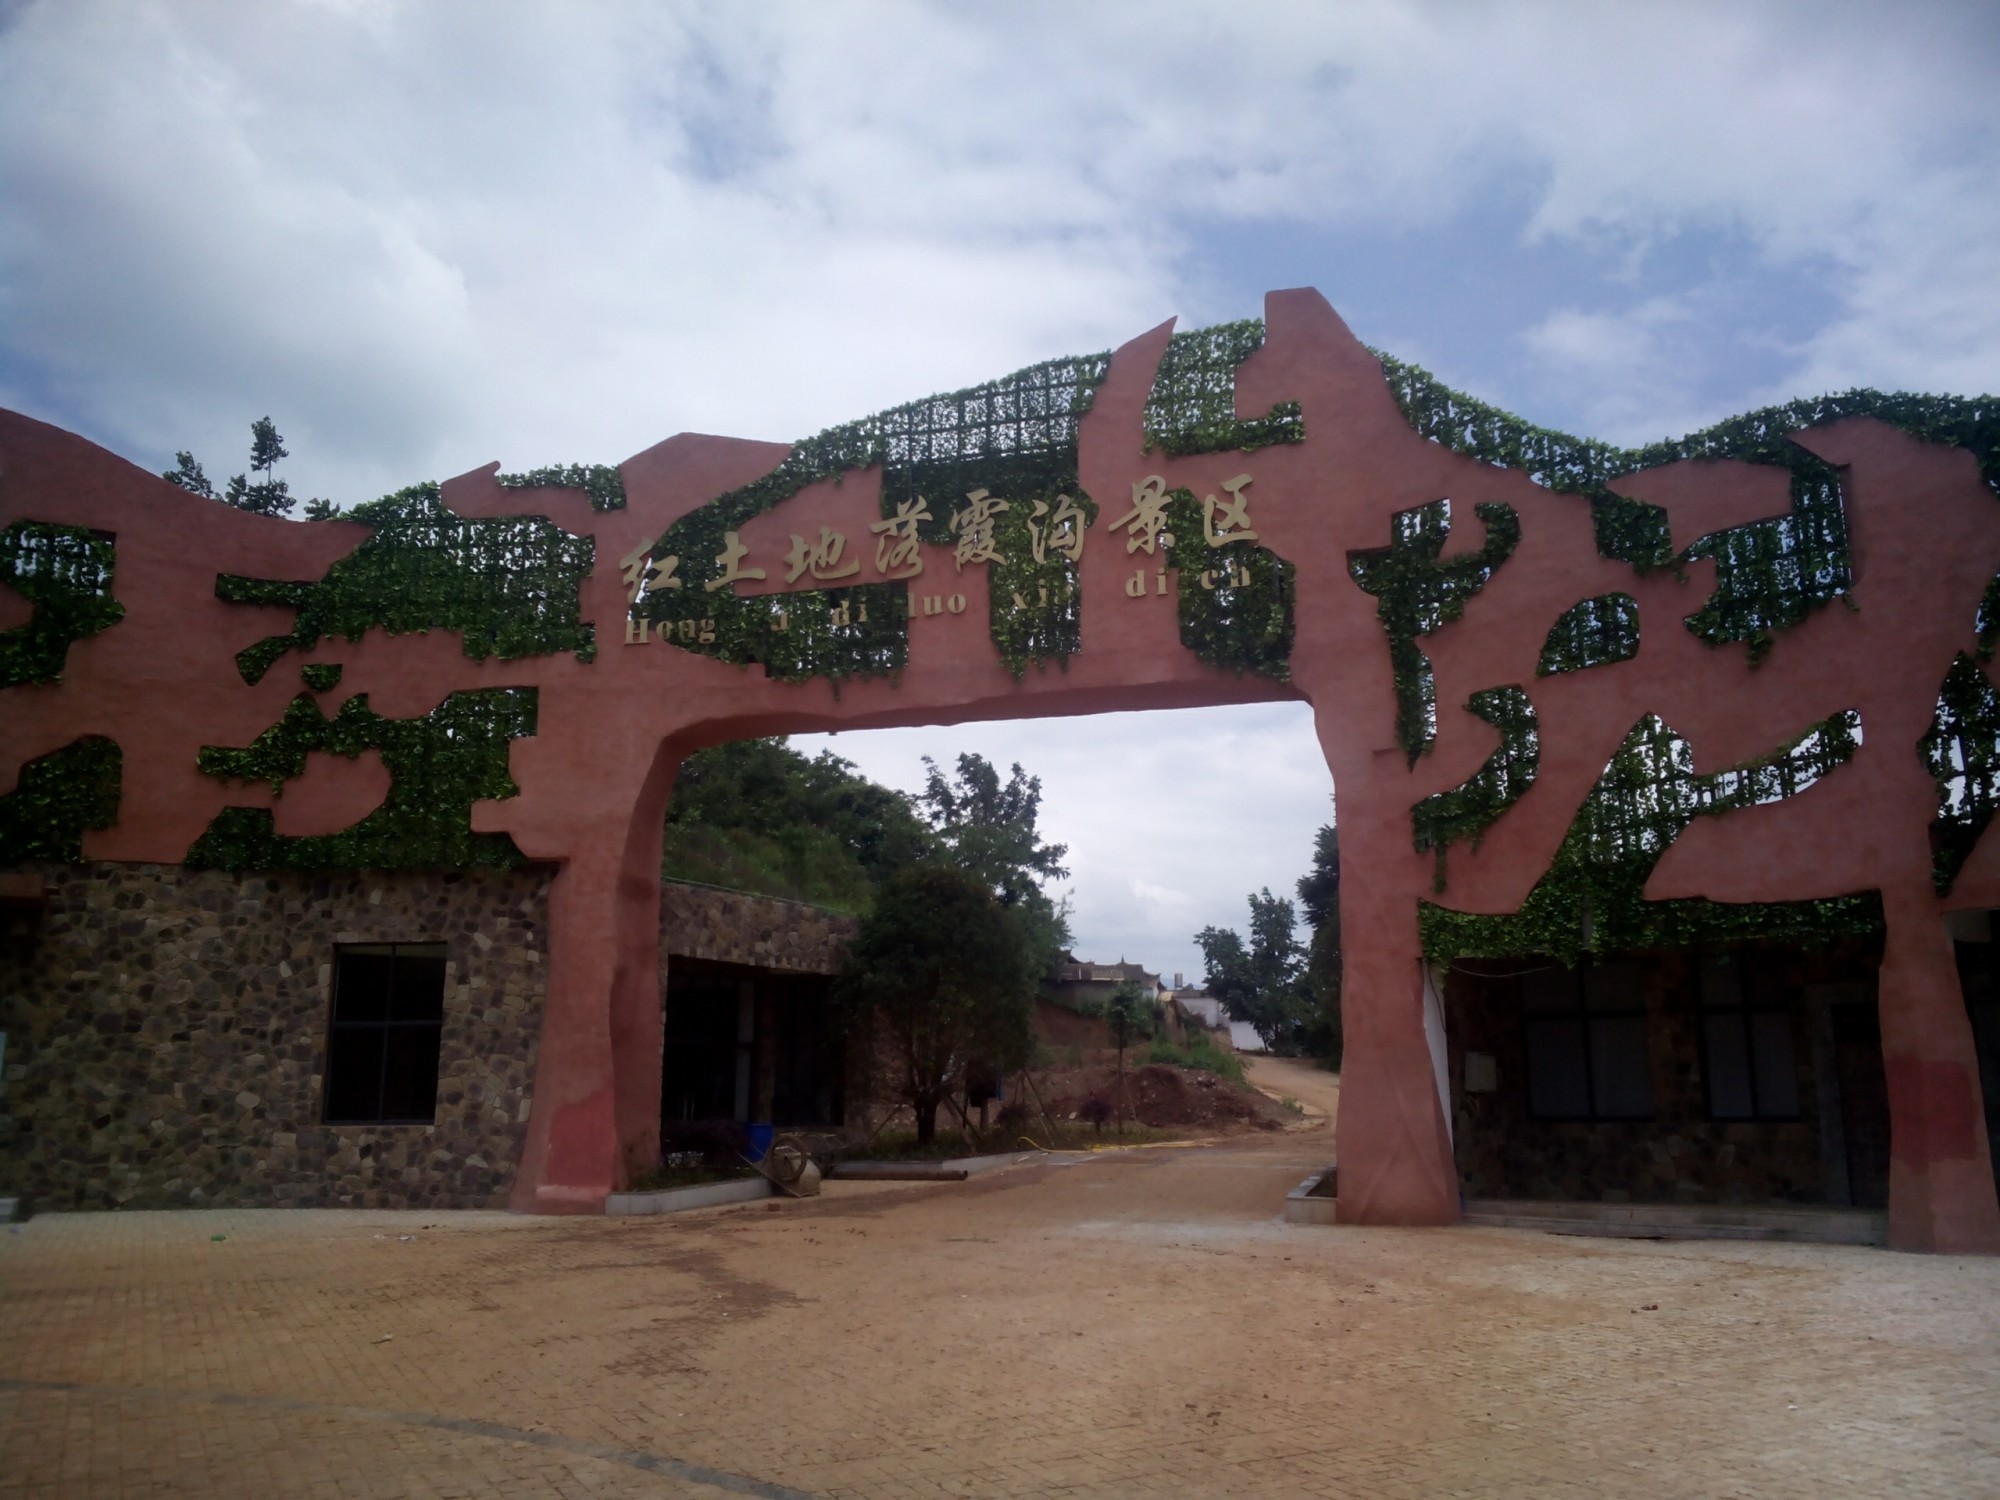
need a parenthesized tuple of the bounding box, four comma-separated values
(623, 474, 1276, 655)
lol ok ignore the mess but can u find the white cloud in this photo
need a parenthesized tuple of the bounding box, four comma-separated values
(6, 0, 1997, 491)
(797, 704, 1332, 986)
(1128, 879, 1195, 913)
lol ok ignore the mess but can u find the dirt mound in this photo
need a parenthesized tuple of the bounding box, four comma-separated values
(1029, 1062, 1292, 1132)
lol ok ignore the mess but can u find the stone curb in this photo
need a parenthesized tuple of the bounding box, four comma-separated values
(604, 1177, 774, 1216)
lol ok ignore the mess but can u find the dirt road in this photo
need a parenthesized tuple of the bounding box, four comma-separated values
(1243, 1052, 1342, 1124)
(4, 1135, 1997, 1498)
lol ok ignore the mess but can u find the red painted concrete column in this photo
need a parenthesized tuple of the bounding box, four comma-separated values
(509, 847, 625, 1213)
(505, 753, 680, 1212)
(608, 745, 681, 1183)
(1879, 891, 2000, 1252)
(1331, 894, 1460, 1226)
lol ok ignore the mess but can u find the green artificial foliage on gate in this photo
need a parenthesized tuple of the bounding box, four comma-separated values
(185, 686, 536, 871)
(0, 521, 126, 688)
(1348, 497, 1522, 762)
(984, 490, 1094, 675)
(1142, 320, 1304, 458)
(1374, 352, 2000, 661)
(1159, 487, 1296, 680)
(496, 463, 626, 511)
(1363, 354, 2000, 959)
(0, 736, 121, 861)
(1537, 593, 1641, 676)
(214, 482, 597, 685)
(1920, 652, 2000, 895)
(1974, 575, 2000, 664)
(632, 322, 1316, 683)
(633, 352, 1114, 681)
(1418, 709, 1872, 965)
(1411, 685, 1539, 888)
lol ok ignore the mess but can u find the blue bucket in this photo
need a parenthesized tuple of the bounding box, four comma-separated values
(745, 1123, 776, 1164)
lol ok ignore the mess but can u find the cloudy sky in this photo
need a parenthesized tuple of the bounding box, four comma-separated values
(4, 0, 1997, 983)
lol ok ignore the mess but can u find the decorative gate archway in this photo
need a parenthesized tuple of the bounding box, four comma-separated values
(5, 289, 1999, 1250)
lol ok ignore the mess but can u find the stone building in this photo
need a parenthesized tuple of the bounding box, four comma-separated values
(0, 865, 851, 1212)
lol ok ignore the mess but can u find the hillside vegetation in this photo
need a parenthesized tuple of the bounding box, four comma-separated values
(662, 737, 929, 911)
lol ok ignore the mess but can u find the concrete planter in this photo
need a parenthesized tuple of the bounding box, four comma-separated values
(829, 1149, 1055, 1182)
(604, 1175, 773, 1216)
(1284, 1167, 1338, 1225)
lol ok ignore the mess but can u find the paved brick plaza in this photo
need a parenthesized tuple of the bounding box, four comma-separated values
(3, 1133, 1997, 1499)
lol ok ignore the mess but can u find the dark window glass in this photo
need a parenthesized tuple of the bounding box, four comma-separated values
(332, 947, 396, 1023)
(1750, 1011, 1801, 1116)
(392, 953, 447, 1022)
(381, 1026, 444, 1120)
(1698, 953, 1801, 1121)
(1521, 959, 1654, 1121)
(1703, 1012, 1755, 1117)
(325, 1027, 385, 1122)
(1526, 1016, 1591, 1118)
(326, 943, 446, 1123)
(1589, 1016, 1654, 1118)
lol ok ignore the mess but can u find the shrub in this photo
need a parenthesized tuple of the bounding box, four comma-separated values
(1146, 1037, 1246, 1083)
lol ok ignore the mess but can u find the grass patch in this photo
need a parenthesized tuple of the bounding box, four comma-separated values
(661, 823, 872, 912)
(1145, 1037, 1246, 1082)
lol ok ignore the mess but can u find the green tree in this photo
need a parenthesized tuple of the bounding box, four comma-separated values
(663, 737, 932, 908)
(1196, 888, 1311, 1052)
(224, 416, 293, 516)
(163, 417, 304, 518)
(162, 451, 217, 500)
(836, 865, 1035, 1145)
(1106, 978, 1150, 1131)
(1296, 825, 1344, 1065)
(920, 752, 1072, 978)
(1106, 978, 1148, 1056)
(920, 753, 1068, 904)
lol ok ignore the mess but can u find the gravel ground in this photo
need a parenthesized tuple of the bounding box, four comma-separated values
(3, 1125, 1997, 1498)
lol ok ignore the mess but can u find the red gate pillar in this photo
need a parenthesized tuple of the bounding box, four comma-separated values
(504, 735, 677, 1214)
(509, 845, 625, 1212)
(1332, 891, 1460, 1226)
(1880, 890, 2000, 1252)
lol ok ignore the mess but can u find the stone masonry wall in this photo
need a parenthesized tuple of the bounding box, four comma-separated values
(659, 881, 858, 975)
(0, 861, 552, 1212)
(1446, 949, 1842, 1206)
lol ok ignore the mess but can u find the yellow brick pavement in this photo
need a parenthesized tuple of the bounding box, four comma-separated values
(2, 1138, 1998, 1497)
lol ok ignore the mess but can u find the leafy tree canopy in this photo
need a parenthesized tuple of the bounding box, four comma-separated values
(835, 864, 1035, 1144)
(919, 753, 1069, 907)
(920, 752, 1074, 978)
(663, 742, 1074, 976)
(1197, 887, 1314, 1054)
(164, 417, 334, 520)
(163, 451, 216, 500)
(1107, 978, 1150, 1054)
(663, 737, 931, 910)
(1297, 825, 1344, 1065)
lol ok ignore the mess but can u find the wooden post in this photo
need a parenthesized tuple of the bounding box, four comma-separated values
(944, 1089, 987, 1152)
(1019, 1068, 1061, 1143)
